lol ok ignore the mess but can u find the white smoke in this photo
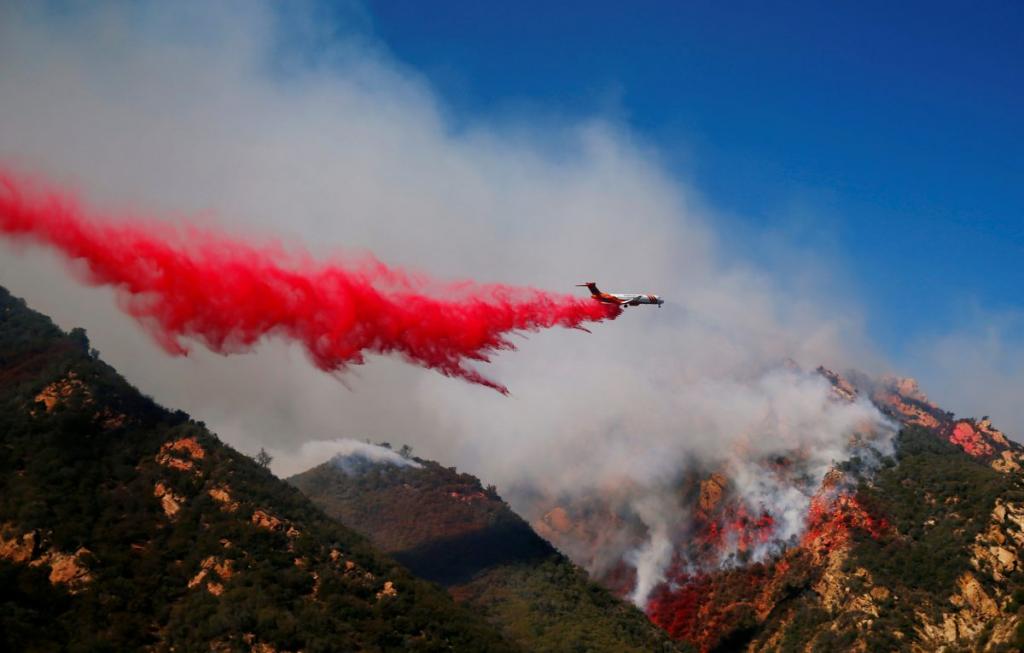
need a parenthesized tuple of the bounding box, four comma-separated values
(0, 1, 896, 608)
(907, 309, 1024, 442)
(626, 493, 682, 607)
(272, 438, 421, 477)
(567, 368, 895, 607)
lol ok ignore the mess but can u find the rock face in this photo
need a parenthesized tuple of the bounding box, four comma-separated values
(188, 555, 236, 596)
(33, 371, 88, 412)
(155, 436, 206, 474)
(153, 481, 184, 518)
(951, 421, 996, 458)
(870, 375, 950, 431)
(0, 524, 94, 593)
(208, 485, 239, 512)
(46, 548, 93, 588)
(698, 473, 728, 512)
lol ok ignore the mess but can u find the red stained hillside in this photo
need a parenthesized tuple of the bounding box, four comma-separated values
(949, 420, 996, 458)
(800, 494, 888, 559)
(646, 488, 888, 651)
(695, 501, 776, 560)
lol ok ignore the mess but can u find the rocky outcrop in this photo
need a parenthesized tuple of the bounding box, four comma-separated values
(155, 436, 206, 474)
(915, 572, 1001, 649)
(971, 500, 1024, 584)
(992, 450, 1023, 474)
(0, 527, 38, 564)
(698, 473, 728, 512)
(0, 523, 93, 592)
(154, 481, 184, 519)
(376, 580, 398, 600)
(817, 366, 858, 403)
(188, 555, 236, 596)
(208, 484, 240, 512)
(47, 548, 94, 588)
(251, 509, 283, 531)
(250, 509, 301, 539)
(950, 421, 996, 458)
(871, 376, 948, 431)
(33, 371, 89, 412)
(908, 499, 1024, 651)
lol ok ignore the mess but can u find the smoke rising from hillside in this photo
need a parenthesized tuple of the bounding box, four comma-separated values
(279, 439, 423, 476)
(0, 169, 617, 393)
(0, 1, 899, 607)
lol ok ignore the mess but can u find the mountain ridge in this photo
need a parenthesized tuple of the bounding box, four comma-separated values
(0, 285, 517, 652)
(290, 452, 683, 652)
(3, 282, 1023, 652)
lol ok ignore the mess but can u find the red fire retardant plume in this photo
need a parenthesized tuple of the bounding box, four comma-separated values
(0, 169, 619, 393)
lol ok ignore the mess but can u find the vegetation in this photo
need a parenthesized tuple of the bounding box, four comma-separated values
(736, 425, 1024, 652)
(5, 283, 1023, 651)
(0, 286, 516, 652)
(291, 456, 683, 652)
(254, 447, 273, 469)
(845, 426, 1024, 650)
(852, 427, 1020, 596)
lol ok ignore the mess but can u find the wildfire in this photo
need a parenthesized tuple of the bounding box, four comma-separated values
(801, 494, 888, 559)
(696, 502, 776, 560)
(644, 489, 887, 650)
(647, 566, 773, 650)
(647, 574, 713, 643)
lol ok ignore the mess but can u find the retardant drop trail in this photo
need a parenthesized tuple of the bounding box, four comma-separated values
(0, 168, 620, 393)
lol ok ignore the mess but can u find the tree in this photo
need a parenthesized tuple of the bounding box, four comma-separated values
(399, 444, 413, 459)
(254, 447, 273, 469)
(69, 327, 90, 353)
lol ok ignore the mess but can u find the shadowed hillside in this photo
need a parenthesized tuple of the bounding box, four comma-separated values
(290, 454, 684, 653)
(0, 286, 516, 652)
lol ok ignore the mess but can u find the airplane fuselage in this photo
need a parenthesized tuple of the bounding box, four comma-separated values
(605, 292, 663, 306)
(577, 282, 663, 307)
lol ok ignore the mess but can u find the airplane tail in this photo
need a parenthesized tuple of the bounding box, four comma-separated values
(576, 282, 601, 296)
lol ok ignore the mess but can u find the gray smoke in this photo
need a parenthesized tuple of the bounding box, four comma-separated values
(0, 1, 904, 607)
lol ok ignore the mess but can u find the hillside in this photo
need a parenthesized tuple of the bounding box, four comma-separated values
(290, 453, 683, 653)
(0, 286, 516, 652)
(527, 370, 1024, 652)
(4, 279, 1021, 652)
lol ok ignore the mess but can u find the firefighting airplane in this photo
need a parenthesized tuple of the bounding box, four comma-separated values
(576, 282, 664, 307)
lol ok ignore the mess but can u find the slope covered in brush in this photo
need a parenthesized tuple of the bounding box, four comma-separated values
(716, 425, 1024, 652)
(0, 286, 516, 652)
(515, 369, 1024, 652)
(290, 454, 683, 653)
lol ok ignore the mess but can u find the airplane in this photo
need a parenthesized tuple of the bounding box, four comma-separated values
(576, 282, 664, 307)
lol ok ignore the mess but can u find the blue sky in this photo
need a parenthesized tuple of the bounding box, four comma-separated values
(363, 0, 1023, 359)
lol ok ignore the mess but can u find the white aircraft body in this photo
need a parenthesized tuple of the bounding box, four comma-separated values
(576, 282, 664, 307)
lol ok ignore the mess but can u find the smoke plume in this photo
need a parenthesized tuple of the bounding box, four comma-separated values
(0, 1, 903, 611)
(0, 169, 617, 393)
